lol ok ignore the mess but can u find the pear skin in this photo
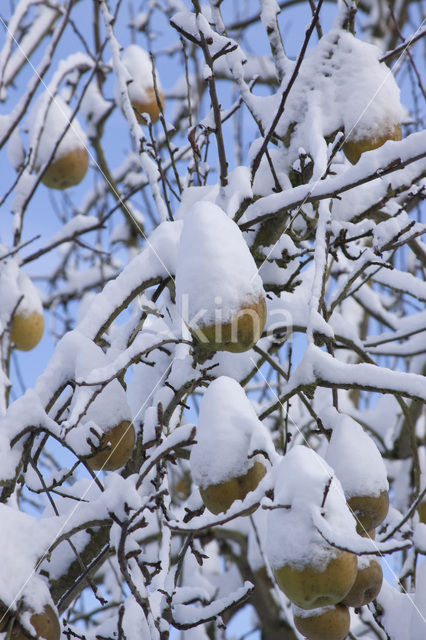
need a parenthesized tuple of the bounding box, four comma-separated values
(274, 551, 357, 609)
(194, 296, 267, 353)
(341, 557, 383, 607)
(348, 491, 389, 533)
(418, 501, 426, 524)
(200, 461, 266, 515)
(87, 420, 135, 471)
(29, 606, 61, 640)
(343, 124, 401, 164)
(132, 88, 164, 124)
(0, 605, 60, 640)
(293, 604, 350, 640)
(42, 147, 88, 190)
(11, 311, 44, 351)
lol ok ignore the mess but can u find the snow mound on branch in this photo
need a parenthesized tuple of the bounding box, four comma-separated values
(175, 167, 252, 220)
(28, 93, 87, 166)
(115, 44, 162, 106)
(175, 201, 265, 328)
(323, 407, 388, 498)
(190, 376, 272, 488)
(266, 446, 356, 571)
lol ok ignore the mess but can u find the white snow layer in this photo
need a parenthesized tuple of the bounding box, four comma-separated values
(175, 201, 265, 328)
(64, 334, 130, 440)
(273, 28, 403, 153)
(266, 446, 356, 571)
(115, 44, 162, 106)
(0, 504, 57, 613)
(190, 376, 271, 488)
(323, 407, 388, 498)
(0, 254, 43, 321)
(28, 92, 87, 166)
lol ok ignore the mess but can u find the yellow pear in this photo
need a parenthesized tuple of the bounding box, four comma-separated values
(0, 605, 60, 640)
(195, 295, 267, 353)
(132, 88, 164, 124)
(28, 606, 61, 640)
(11, 311, 44, 351)
(87, 420, 135, 471)
(347, 490, 389, 533)
(118, 45, 164, 125)
(341, 557, 383, 607)
(41, 147, 88, 190)
(418, 501, 426, 524)
(343, 124, 401, 164)
(274, 550, 357, 610)
(293, 604, 350, 640)
(200, 461, 266, 515)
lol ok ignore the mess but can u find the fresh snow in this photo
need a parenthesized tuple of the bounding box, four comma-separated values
(190, 376, 273, 488)
(323, 407, 388, 498)
(175, 202, 265, 329)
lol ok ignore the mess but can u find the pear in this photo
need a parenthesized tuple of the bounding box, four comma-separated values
(418, 501, 426, 524)
(176, 202, 267, 354)
(119, 45, 164, 124)
(28, 606, 61, 640)
(190, 377, 271, 515)
(87, 420, 135, 471)
(11, 311, 44, 351)
(131, 87, 164, 124)
(0, 605, 60, 640)
(41, 147, 89, 190)
(200, 461, 266, 515)
(274, 550, 357, 610)
(341, 556, 383, 607)
(343, 123, 401, 164)
(7, 268, 44, 351)
(293, 604, 350, 640)
(195, 295, 267, 353)
(29, 94, 88, 190)
(347, 490, 389, 533)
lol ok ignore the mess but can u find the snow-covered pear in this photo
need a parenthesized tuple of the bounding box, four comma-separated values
(87, 419, 135, 471)
(118, 45, 164, 123)
(200, 461, 266, 515)
(324, 409, 389, 534)
(29, 94, 88, 190)
(176, 202, 266, 353)
(68, 339, 135, 471)
(293, 604, 350, 640)
(0, 605, 60, 640)
(3, 266, 45, 351)
(266, 446, 357, 609)
(343, 124, 401, 165)
(337, 35, 403, 164)
(190, 376, 269, 514)
(341, 555, 383, 607)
